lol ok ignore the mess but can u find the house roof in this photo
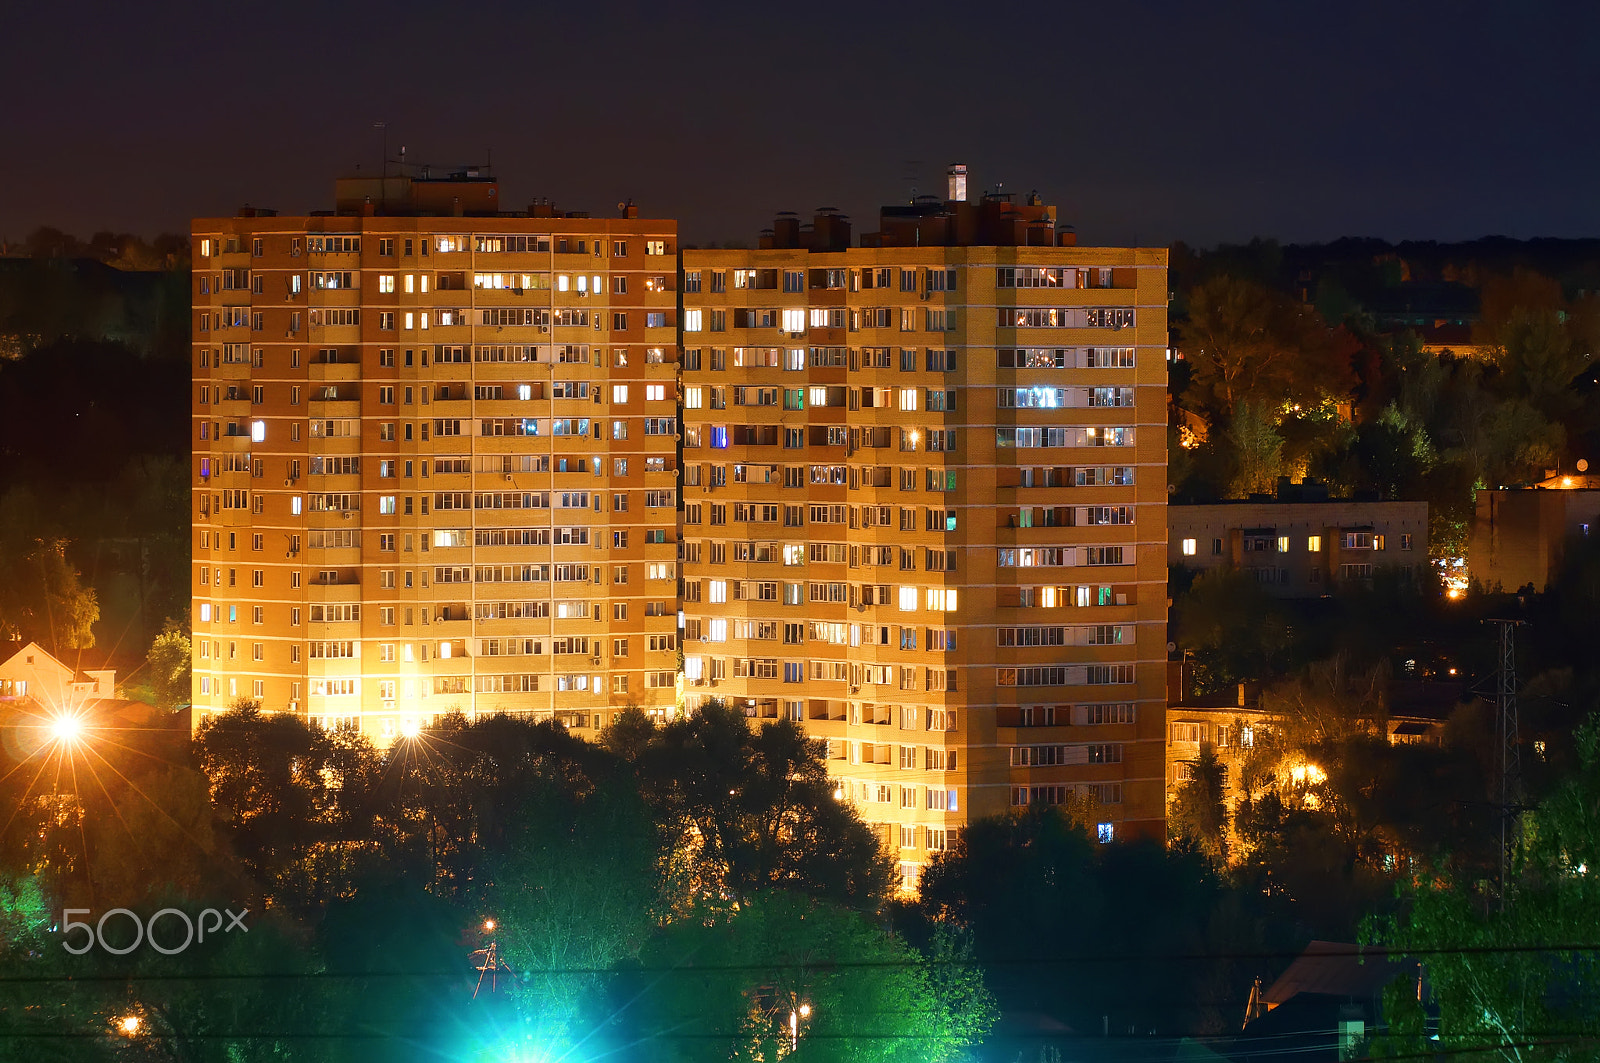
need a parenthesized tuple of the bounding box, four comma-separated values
(0, 641, 117, 687)
(1263, 941, 1413, 1005)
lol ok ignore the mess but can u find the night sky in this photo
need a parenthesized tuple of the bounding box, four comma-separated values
(4, 0, 1597, 248)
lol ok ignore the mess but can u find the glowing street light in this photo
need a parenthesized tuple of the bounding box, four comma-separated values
(399, 719, 421, 739)
(49, 713, 85, 744)
(118, 1014, 141, 1035)
(790, 1002, 812, 1051)
(483, 919, 496, 933)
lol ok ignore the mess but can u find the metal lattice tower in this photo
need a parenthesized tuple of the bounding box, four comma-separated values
(1486, 618, 1523, 900)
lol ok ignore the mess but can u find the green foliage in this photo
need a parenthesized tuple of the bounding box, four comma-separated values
(0, 533, 99, 649)
(619, 892, 993, 1063)
(1169, 744, 1230, 865)
(1227, 399, 1285, 496)
(1173, 568, 1293, 693)
(1368, 717, 1600, 1060)
(632, 700, 896, 907)
(193, 706, 378, 909)
(145, 621, 192, 708)
(2, 704, 952, 1062)
(914, 807, 1288, 1038)
(1180, 275, 1352, 421)
(486, 774, 665, 1047)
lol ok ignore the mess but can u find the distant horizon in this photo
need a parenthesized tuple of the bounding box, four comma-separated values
(6, 211, 1600, 257)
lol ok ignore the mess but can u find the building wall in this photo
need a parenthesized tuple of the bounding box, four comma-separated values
(678, 245, 1169, 884)
(191, 215, 681, 740)
(1469, 489, 1600, 593)
(1169, 501, 1430, 596)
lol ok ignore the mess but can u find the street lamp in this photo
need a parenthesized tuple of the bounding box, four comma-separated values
(789, 1002, 812, 1052)
(117, 1014, 141, 1036)
(49, 713, 85, 744)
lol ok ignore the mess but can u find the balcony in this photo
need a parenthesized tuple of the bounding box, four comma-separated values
(309, 359, 361, 382)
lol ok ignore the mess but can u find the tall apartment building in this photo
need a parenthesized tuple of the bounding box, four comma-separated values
(191, 172, 681, 740)
(679, 175, 1169, 885)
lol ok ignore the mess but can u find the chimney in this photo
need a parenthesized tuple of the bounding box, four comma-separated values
(947, 163, 968, 203)
(772, 212, 801, 249)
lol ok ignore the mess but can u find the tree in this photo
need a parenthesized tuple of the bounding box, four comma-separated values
(1173, 568, 1294, 693)
(1180, 275, 1353, 420)
(631, 701, 895, 907)
(0, 536, 99, 649)
(1170, 744, 1230, 865)
(1227, 399, 1286, 496)
(144, 622, 192, 708)
(1369, 716, 1600, 1060)
(485, 773, 666, 1050)
(617, 892, 993, 1063)
(916, 806, 1286, 1039)
(193, 705, 378, 909)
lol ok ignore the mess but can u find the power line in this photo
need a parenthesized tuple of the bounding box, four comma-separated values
(3, 938, 1599, 982)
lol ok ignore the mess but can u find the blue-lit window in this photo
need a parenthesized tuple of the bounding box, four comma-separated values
(1097, 822, 1115, 844)
(228, 605, 238, 623)
(711, 426, 728, 449)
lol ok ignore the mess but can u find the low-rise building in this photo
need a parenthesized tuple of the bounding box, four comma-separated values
(1164, 663, 1453, 830)
(1169, 483, 1429, 596)
(1469, 475, 1600, 593)
(0, 641, 116, 706)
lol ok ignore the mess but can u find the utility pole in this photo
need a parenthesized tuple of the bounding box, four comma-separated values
(1484, 618, 1523, 904)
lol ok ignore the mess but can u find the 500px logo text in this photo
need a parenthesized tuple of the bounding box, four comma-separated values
(59, 907, 249, 955)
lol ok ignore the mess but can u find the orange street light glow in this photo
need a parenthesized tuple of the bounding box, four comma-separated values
(118, 1015, 141, 1035)
(50, 714, 85, 743)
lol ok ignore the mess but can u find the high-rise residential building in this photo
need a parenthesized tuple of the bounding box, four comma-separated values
(192, 167, 1168, 888)
(679, 177, 1168, 886)
(191, 171, 681, 740)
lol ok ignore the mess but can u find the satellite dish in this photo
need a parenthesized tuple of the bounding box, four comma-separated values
(1166, 642, 1177, 654)
(617, 202, 626, 211)
(1579, 459, 1590, 473)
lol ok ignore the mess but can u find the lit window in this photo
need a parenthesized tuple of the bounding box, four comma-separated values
(782, 308, 806, 332)
(1307, 535, 1322, 552)
(378, 275, 395, 293)
(710, 580, 727, 603)
(898, 586, 918, 611)
(646, 384, 665, 401)
(899, 388, 918, 411)
(1097, 823, 1115, 844)
(1277, 536, 1290, 553)
(612, 385, 629, 404)
(250, 420, 266, 442)
(558, 275, 570, 292)
(684, 309, 703, 332)
(1181, 538, 1196, 556)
